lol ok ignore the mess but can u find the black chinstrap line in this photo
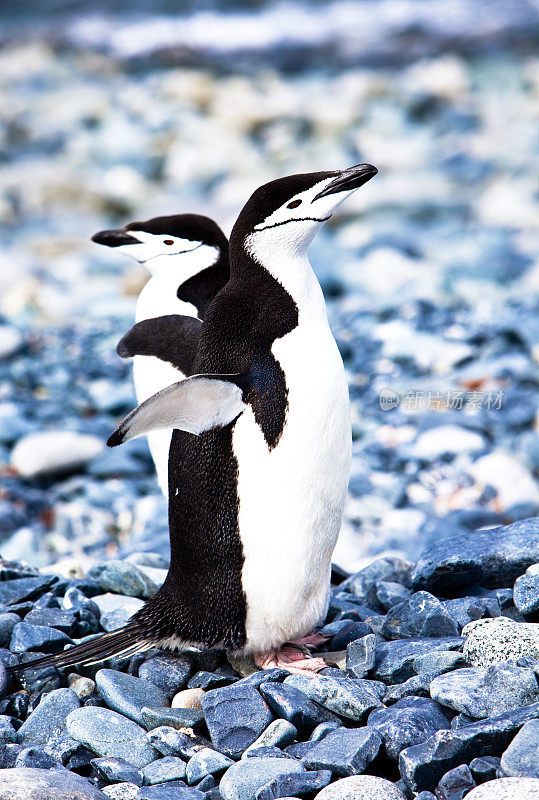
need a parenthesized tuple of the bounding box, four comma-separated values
(253, 215, 331, 232)
(140, 242, 204, 263)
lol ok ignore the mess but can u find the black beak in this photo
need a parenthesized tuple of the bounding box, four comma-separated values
(91, 229, 140, 247)
(313, 164, 378, 201)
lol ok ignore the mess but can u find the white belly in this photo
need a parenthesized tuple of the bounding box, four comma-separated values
(133, 279, 197, 497)
(233, 319, 351, 653)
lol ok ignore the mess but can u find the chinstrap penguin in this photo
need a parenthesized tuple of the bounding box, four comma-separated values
(92, 214, 229, 495)
(11, 164, 377, 676)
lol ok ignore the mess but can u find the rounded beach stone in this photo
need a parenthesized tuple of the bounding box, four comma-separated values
(66, 706, 158, 768)
(219, 756, 305, 800)
(500, 720, 539, 778)
(10, 431, 103, 478)
(316, 774, 406, 799)
(95, 668, 169, 725)
(465, 777, 539, 798)
(0, 768, 108, 799)
(172, 688, 205, 709)
(463, 617, 539, 667)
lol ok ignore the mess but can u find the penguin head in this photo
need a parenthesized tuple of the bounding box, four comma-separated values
(231, 164, 377, 259)
(92, 214, 227, 276)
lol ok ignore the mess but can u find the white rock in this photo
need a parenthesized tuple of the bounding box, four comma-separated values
(468, 452, 539, 509)
(10, 431, 104, 478)
(0, 325, 22, 359)
(411, 425, 485, 459)
(172, 688, 205, 710)
(373, 320, 473, 373)
(463, 617, 539, 667)
(464, 777, 539, 799)
(316, 775, 406, 799)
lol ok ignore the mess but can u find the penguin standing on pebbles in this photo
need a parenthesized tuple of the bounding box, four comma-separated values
(92, 215, 229, 495)
(12, 165, 377, 676)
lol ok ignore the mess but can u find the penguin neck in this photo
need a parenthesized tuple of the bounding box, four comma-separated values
(136, 248, 221, 322)
(232, 230, 325, 318)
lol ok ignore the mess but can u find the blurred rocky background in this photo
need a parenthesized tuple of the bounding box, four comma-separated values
(0, 0, 538, 576)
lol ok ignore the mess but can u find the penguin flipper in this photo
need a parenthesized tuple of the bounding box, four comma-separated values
(116, 314, 202, 376)
(107, 374, 246, 447)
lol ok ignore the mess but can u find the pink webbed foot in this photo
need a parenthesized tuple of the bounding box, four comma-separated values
(254, 643, 329, 675)
(288, 632, 329, 649)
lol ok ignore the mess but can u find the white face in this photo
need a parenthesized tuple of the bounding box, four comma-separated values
(114, 231, 218, 276)
(249, 175, 358, 258)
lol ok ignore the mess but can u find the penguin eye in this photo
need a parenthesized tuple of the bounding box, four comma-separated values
(164, 239, 174, 245)
(287, 199, 302, 209)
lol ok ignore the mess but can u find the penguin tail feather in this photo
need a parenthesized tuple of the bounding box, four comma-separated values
(6, 622, 152, 674)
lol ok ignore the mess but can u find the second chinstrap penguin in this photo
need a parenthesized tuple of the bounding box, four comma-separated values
(11, 164, 377, 676)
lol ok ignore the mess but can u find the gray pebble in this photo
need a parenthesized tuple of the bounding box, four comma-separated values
(302, 726, 382, 776)
(66, 706, 158, 767)
(0, 768, 108, 799)
(142, 756, 187, 784)
(185, 746, 234, 784)
(18, 688, 80, 744)
(220, 757, 305, 800)
(430, 664, 539, 719)
(500, 719, 539, 778)
(95, 669, 169, 726)
(284, 674, 383, 721)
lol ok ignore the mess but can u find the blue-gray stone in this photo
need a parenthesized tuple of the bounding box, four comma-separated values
(92, 594, 145, 632)
(370, 638, 463, 683)
(0, 576, 57, 605)
(435, 764, 476, 799)
(23, 608, 79, 637)
(146, 726, 211, 759)
(330, 622, 372, 650)
(0, 613, 20, 647)
(340, 557, 413, 605)
(259, 681, 339, 735)
(95, 669, 168, 726)
(243, 719, 297, 755)
(412, 651, 466, 676)
(500, 719, 539, 778)
(284, 674, 384, 721)
(302, 726, 382, 776)
(10, 622, 73, 654)
(245, 746, 293, 759)
(367, 697, 451, 759)
(382, 592, 460, 640)
(412, 518, 539, 593)
(66, 706, 158, 768)
(0, 716, 17, 743)
(141, 706, 204, 730)
(188, 670, 236, 690)
(185, 747, 234, 784)
(137, 786, 204, 800)
(430, 664, 539, 719)
(86, 561, 158, 599)
(469, 756, 500, 783)
(202, 682, 274, 759)
(399, 701, 539, 793)
(142, 756, 187, 784)
(0, 768, 109, 799)
(0, 661, 10, 700)
(18, 688, 80, 744)
(14, 747, 65, 770)
(376, 581, 412, 611)
(220, 757, 305, 800)
(138, 654, 192, 699)
(513, 574, 539, 616)
(346, 634, 377, 678)
(91, 756, 144, 786)
(255, 769, 332, 800)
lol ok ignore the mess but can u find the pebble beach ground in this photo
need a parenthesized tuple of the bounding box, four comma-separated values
(0, 0, 538, 797)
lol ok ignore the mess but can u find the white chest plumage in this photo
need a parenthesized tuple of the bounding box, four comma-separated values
(232, 256, 351, 653)
(133, 275, 198, 496)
